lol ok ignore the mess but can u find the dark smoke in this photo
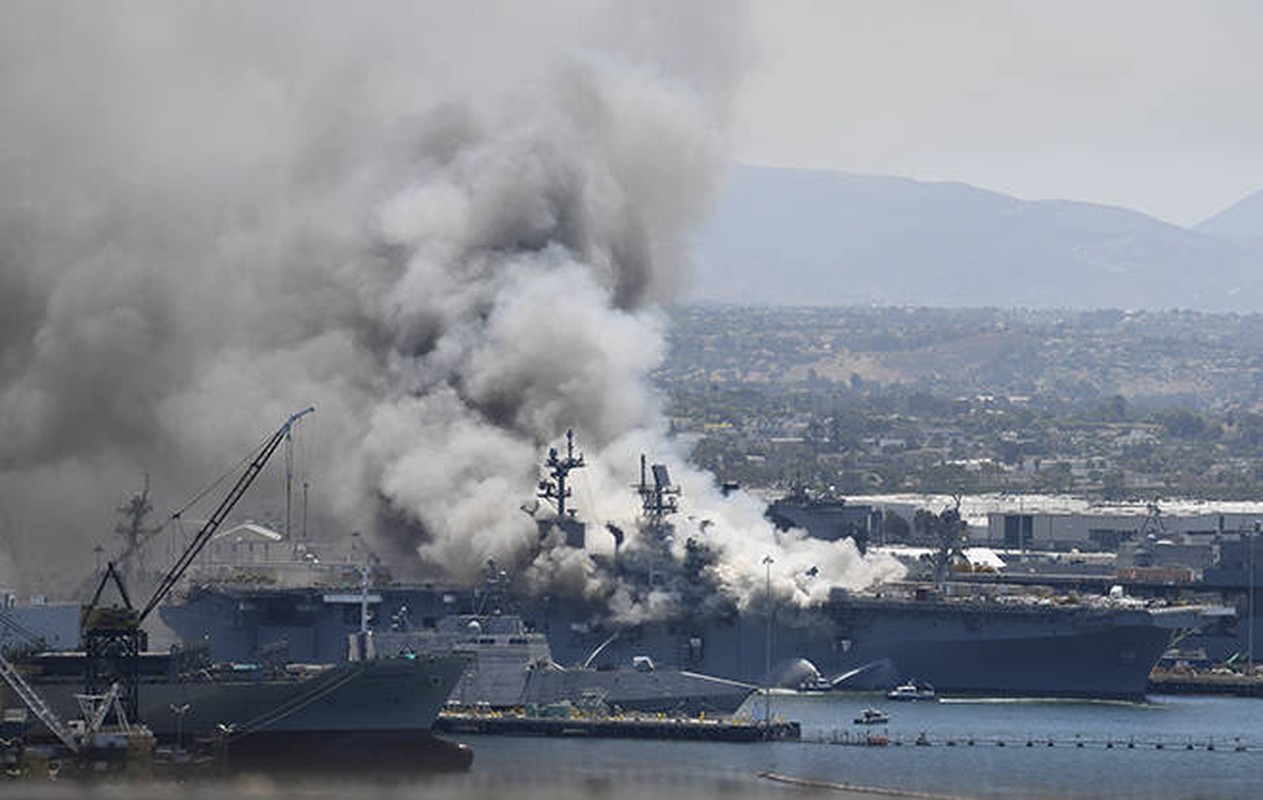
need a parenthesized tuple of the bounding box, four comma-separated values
(0, 1, 740, 590)
(0, 1, 900, 606)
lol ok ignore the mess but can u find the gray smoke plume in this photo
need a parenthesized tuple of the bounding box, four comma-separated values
(0, 1, 899, 606)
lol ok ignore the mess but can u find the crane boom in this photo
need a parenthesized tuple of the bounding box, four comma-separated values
(137, 406, 314, 622)
(0, 649, 80, 752)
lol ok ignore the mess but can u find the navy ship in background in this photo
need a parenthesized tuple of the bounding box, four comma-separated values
(20, 644, 468, 766)
(0, 409, 472, 772)
(361, 565, 754, 714)
(150, 431, 1213, 702)
(766, 486, 881, 554)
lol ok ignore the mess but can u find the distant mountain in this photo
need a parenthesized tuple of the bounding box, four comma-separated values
(1196, 188, 1263, 245)
(690, 165, 1263, 311)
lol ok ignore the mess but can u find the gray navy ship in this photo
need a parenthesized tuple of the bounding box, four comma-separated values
(22, 646, 467, 747)
(1, 409, 473, 772)
(365, 603, 754, 713)
(150, 431, 1214, 702)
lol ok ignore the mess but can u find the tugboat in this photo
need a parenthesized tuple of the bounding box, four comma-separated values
(886, 680, 938, 702)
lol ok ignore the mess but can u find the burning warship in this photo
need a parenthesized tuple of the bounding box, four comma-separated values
(150, 430, 1206, 701)
(0, 8, 1213, 709)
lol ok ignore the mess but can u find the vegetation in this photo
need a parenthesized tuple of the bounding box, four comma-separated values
(657, 305, 1263, 499)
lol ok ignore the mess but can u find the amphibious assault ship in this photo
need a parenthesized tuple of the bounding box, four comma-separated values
(151, 431, 1212, 701)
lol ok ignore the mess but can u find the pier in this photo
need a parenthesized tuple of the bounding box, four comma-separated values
(434, 709, 800, 741)
(1149, 670, 1263, 697)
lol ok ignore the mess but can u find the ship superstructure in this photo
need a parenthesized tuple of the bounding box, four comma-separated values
(360, 562, 753, 714)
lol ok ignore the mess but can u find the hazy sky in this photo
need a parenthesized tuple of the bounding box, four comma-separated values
(736, 1, 1263, 226)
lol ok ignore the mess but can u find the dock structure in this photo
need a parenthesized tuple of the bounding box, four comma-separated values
(1149, 670, 1263, 697)
(434, 710, 800, 742)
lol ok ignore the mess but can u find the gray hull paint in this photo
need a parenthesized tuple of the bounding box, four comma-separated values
(367, 619, 754, 713)
(34, 654, 466, 740)
(518, 667, 753, 713)
(160, 585, 1178, 700)
(538, 601, 1175, 699)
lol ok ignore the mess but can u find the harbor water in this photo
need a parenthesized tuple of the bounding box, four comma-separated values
(8, 692, 1260, 799)
(438, 691, 1262, 800)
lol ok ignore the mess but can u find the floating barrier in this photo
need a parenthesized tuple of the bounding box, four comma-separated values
(818, 730, 1255, 751)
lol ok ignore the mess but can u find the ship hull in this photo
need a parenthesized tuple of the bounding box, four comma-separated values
(217, 729, 473, 773)
(366, 622, 753, 714)
(519, 666, 753, 714)
(160, 586, 1179, 700)
(531, 599, 1176, 700)
(33, 654, 466, 740)
(842, 625, 1170, 698)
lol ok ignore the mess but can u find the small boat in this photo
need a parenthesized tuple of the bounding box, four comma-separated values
(853, 707, 889, 725)
(886, 680, 938, 702)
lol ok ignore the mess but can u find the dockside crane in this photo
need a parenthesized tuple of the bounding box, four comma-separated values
(80, 406, 315, 723)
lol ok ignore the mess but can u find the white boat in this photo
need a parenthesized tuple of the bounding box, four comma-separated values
(853, 707, 889, 725)
(886, 680, 937, 702)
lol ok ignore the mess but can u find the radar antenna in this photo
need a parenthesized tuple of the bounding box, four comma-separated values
(637, 455, 679, 542)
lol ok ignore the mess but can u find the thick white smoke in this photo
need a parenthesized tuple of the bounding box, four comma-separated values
(550, 430, 904, 620)
(0, 1, 899, 607)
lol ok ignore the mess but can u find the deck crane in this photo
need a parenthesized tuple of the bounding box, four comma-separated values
(80, 406, 315, 723)
(0, 648, 82, 753)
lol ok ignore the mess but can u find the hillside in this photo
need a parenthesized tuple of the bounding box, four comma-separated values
(1196, 188, 1263, 246)
(690, 165, 1263, 311)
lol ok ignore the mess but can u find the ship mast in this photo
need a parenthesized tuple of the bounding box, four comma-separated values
(537, 430, 588, 548)
(930, 494, 968, 590)
(538, 429, 584, 521)
(636, 456, 681, 588)
(114, 475, 160, 588)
